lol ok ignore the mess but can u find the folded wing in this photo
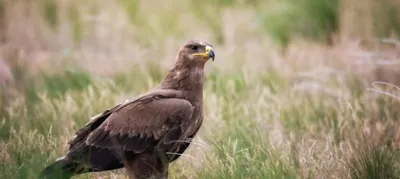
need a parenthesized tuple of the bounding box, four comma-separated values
(85, 96, 194, 153)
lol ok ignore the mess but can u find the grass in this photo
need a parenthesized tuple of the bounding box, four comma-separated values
(2, 57, 400, 178)
(1, 0, 400, 178)
(347, 144, 400, 179)
(41, 0, 59, 30)
(257, 0, 339, 46)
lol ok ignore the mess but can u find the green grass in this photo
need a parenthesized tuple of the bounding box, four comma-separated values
(257, 0, 339, 47)
(41, 0, 59, 30)
(347, 144, 400, 179)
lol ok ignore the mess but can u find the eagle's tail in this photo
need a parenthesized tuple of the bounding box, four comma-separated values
(39, 157, 89, 179)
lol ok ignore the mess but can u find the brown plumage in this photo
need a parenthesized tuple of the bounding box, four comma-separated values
(39, 40, 215, 179)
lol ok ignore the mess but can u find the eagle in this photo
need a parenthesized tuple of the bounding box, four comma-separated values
(40, 40, 215, 179)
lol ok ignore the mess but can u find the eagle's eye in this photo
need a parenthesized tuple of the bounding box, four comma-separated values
(189, 45, 199, 51)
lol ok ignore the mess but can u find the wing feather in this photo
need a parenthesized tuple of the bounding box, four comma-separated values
(66, 89, 186, 151)
(86, 97, 194, 153)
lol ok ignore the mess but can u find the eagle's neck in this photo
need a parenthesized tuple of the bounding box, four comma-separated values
(159, 62, 205, 94)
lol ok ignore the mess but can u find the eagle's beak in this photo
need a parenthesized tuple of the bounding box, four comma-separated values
(205, 45, 215, 61)
(192, 45, 215, 61)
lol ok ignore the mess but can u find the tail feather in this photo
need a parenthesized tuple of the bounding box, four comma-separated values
(39, 157, 90, 179)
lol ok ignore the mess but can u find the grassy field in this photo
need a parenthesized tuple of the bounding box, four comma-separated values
(0, 0, 400, 178)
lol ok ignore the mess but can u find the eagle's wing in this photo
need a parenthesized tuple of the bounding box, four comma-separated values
(82, 92, 193, 153)
(66, 104, 120, 152)
(66, 89, 186, 149)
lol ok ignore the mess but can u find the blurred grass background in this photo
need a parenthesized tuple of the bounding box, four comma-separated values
(0, 0, 399, 178)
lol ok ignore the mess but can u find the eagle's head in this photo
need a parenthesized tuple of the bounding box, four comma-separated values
(160, 40, 215, 89)
(177, 40, 215, 65)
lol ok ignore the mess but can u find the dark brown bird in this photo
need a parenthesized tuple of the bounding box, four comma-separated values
(39, 40, 215, 179)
